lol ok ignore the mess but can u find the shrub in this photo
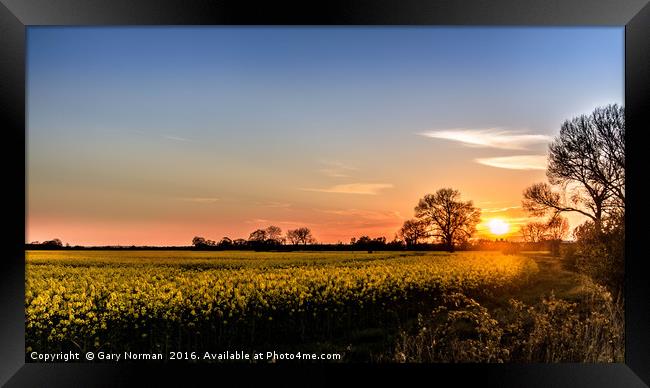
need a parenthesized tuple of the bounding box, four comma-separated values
(572, 217, 624, 295)
(506, 281, 623, 362)
(394, 281, 624, 363)
(394, 293, 508, 362)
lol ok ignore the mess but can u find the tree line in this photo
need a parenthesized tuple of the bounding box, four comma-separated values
(188, 187, 483, 252)
(192, 226, 316, 249)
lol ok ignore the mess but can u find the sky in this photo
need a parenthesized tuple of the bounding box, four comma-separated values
(26, 27, 624, 246)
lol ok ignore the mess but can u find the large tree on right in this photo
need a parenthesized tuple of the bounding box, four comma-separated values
(522, 104, 625, 293)
(522, 104, 625, 234)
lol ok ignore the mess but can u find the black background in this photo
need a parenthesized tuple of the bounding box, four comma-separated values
(1, 0, 648, 386)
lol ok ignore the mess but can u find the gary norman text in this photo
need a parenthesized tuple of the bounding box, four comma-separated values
(28, 350, 343, 362)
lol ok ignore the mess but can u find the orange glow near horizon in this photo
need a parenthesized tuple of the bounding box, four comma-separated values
(487, 218, 510, 236)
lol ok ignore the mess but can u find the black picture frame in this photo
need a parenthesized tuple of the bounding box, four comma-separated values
(1, 0, 648, 386)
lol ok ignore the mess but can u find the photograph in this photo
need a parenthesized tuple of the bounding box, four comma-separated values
(25, 26, 626, 364)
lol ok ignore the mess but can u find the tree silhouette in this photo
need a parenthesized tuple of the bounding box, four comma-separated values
(520, 221, 549, 243)
(546, 216, 569, 241)
(41, 238, 63, 248)
(520, 216, 569, 256)
(191, 236, 215, 248)
(356, 236, 371, 245)
(286, 227, 315, 245)
(398, 219, 428, 247)
(232, 238, 247, 247)
(350, 235, 387, 252)
(248, 229, 267, 243)
(414, 188, 481, 252)
(192, 236, 206, 246)
(523, 104, 625, 233)
(546, 215, 569, 256)
(265, 226, 284, 245)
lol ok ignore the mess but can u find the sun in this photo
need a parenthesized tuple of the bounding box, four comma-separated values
(487, 218, 510, 236)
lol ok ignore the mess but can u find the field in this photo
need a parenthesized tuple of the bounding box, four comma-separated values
(26, 250, 621, 362)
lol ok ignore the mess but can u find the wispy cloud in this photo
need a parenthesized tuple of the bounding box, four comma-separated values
(319, 169, 352, 178)
(177, 197, 220, 203)
(318, 160, 358, 178)
(162, 134, 191, 142)
(245, 218, 314, 226)
(419, 128, 550, 150)
(481, 205, 521, 213)
(245, 218, 270, 224)
(475, 155, 547, 170)
(301, 183, 393, 195)
(255, 201, 292, 208)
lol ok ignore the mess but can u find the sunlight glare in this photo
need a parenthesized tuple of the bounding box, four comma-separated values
(488, 218, 509, 235)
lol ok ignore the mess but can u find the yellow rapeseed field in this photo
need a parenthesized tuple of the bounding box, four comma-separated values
(25, 250, 538, 353)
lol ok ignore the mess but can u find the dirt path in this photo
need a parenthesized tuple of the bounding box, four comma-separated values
(475, 252, 589, 313)
(513, 252, 588, 303)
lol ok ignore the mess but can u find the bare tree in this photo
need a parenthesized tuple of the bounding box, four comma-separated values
(520, 222, 549, 243)
(546, 215, 569, 241)
(286, 227, 315, 245)
(248, 229, 267, 243)
(265, 225, 284, 244)
(398, 219, 428, 247)
(523, 104, 624, 233)
(414, 188, 481, 252)
(591, 104, 625, 206)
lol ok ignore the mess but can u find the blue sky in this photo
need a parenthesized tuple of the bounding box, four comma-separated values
(26, 27, 623, 245)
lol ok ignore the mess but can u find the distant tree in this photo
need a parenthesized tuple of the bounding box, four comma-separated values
(351, 235, 387, 251)
(520, 222, 549, 243)
(398, 219, 428, 247)
(356, 236, 372, 245)
(546, 215, 569, 241)
(265, 226, 284, 245)
(192, 236, 215, 248)
(192, 236, 207, 247)
(520, 216, 568, 243)
(414, 188, 481, 252)
(286, 227, 316, 245)
(219, 237, 233, 247)
(546, 215, 569, 257)
(232, 238, 247, 247)
(248, 229, 267, 243)
(387, 236, 406, 249)
(41, 238, 63, 248)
